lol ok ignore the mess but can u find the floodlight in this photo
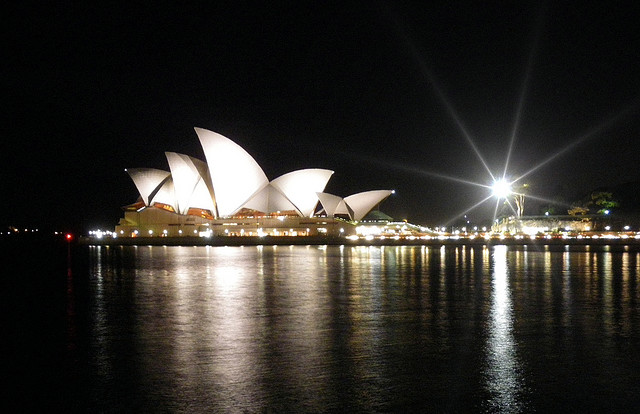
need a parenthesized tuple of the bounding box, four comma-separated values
(492, 179, 512, 199)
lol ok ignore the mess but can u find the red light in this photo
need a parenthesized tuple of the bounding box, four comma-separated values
(66, 233, 73, 241)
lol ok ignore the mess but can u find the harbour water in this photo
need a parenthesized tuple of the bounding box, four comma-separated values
(6, 242, 640, 412)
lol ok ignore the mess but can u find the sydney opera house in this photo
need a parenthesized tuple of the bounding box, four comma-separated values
(115, 128, 393, 238)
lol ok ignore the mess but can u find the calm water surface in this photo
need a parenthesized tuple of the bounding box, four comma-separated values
(6, 243, 640, 412)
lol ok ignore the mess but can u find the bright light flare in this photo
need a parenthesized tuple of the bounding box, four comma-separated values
(492, 179, 512, 199)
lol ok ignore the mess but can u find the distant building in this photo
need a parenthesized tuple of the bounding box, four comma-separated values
(492, 215, 594, 234)
(115, 128, 393, 237)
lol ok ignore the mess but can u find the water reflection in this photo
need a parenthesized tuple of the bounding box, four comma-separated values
(484, 245, 525, 412)
(66, 244, 640, 412)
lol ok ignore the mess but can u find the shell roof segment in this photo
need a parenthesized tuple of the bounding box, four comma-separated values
(270, 169, 334, 217)
(125, 168, 171, 206)
(195, 127, 269, 217)
(317, 190, 393, 221)
(165, 152, 215, 214)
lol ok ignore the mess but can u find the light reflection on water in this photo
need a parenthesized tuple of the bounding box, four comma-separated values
(61, 244, 640, 412)
(484, 245, 525, 412)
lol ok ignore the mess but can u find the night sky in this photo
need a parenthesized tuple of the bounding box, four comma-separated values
(3, 2, 639, 232)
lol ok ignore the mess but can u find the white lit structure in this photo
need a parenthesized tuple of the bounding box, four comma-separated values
(125, 168, 171, 206)
(116, 128, 393, 237)
(165, 152, 215, 215)
(243, 169, 335, 217)
(316, 190, 394, 221)
(195, 128, 269, 217)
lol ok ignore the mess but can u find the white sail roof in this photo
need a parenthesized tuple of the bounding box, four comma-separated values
(270, 169, 333, 217)
(125, 128, 392, 221)
(317, 190, 392, 221)
(242, 184, 298, 214)
(125, 168, 170, 205)
(344, 190, 393, 221)
(195, 127, 268, 217)
(316, 192, 352, 218)
(149, 177, 177, 212)
(165, 152, 215, 214)
(188, 179, 217, 212)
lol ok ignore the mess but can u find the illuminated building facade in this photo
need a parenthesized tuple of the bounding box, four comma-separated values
(492, 215, 594, 234)
(115, 128, 392, 238)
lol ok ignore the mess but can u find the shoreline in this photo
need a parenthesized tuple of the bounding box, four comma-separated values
(79, 235, 640, 247)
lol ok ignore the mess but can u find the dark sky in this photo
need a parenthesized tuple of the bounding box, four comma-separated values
(3, 1, 639, 232)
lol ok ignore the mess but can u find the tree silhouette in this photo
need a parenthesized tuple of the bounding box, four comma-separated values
(589, 192, 619, 214)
